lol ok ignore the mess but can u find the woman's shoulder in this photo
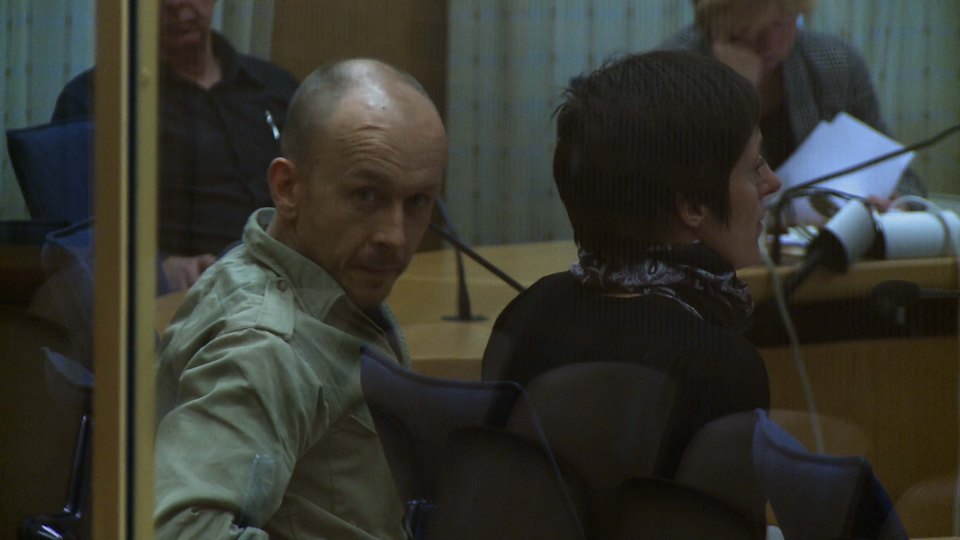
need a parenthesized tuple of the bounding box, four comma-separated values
(795, 30, 865, 67)
(656, 25, 706, 52)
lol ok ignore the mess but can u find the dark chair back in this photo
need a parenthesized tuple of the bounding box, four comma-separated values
(753, 410, 908, 540)
(6, 119, 94, 223)
(359, 345, 523, 536)
(674, 411, 766, 538)
(427, 426, 587, 540)
(611, 477, 758, 540)
(505, 362, 676, 536)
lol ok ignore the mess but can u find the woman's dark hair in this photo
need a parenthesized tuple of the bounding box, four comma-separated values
(553, 50, 759, 263)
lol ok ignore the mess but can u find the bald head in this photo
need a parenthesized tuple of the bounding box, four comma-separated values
(281, 59, 436, 174)
(266, 58, 446, 308)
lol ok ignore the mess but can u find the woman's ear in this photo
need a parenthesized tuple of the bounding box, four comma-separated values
(268, 157, 300, 220)
(675, 192, 707, 231)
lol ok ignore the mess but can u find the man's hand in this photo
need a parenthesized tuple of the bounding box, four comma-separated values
(162, 254, 216, 291)
(711, 41, 763, 88)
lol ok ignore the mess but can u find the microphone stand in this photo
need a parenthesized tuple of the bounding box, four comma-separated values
(768, 123, 960, 264)
(428, 222, 526, 294)
(433, 199, 485, 321)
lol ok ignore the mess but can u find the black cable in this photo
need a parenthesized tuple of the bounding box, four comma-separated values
(434, 199, 484, 321)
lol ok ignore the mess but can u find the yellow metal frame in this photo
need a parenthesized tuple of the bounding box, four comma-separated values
(92, 0, 157, 537)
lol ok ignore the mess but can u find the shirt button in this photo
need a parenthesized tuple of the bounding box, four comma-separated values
(277, 279, 288, 292)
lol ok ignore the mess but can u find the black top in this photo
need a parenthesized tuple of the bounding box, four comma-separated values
(482, 272, 770, 475)
(52, 33, 299, 257)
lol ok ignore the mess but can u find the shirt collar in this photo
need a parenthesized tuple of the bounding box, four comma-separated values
(210, 31, 242, 82)
(241, 208, 412, 364)
(242, 208, 362, 324)
(159, 31, 257, 88)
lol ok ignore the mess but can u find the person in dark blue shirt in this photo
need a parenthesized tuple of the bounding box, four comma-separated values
(53, 0, 299, 290)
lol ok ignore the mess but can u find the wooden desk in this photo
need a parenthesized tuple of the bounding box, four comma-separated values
(156, 241, 960, 519)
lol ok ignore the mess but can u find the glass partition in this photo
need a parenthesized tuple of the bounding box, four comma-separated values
(0, 0, 157, 537)
(0, 1, 101, 536)
(164, 0, 958, 537)
(4, 1, 956, 539)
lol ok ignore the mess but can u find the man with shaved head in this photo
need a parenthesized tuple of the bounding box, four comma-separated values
(154, 59, 447, 539)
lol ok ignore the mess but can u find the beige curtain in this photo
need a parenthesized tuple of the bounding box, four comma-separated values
(446, 0, 960, 245)
(806, 0, 960, 200)
(215, 0, 276, 60)
(0, 0, 274, 220)
(446, 0, 693, 246)
(0, 0, 96, 219)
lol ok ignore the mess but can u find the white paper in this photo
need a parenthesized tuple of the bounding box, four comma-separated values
(774, 112, 915, 225)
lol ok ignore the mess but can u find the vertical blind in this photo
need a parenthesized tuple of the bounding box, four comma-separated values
(0, 0, 274, 219)
(446, 0, 960, 245)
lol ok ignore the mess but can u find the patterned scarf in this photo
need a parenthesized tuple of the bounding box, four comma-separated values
(569, 242, 754, 332)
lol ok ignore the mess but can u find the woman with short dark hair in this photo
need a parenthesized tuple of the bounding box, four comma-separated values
(482, 51, 781, 477)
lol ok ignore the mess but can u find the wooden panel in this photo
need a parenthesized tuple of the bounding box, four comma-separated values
(270, 0, 448, 250)
(270, 0, 447, 116)
(761, 337, 959, 505)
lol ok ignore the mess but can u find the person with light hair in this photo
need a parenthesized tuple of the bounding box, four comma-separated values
(660, 0, 924, 198)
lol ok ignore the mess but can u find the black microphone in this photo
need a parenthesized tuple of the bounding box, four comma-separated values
(780, 199, 876, 300)
(872, 279, 960, 323)
(434, 199, 485, 322)
(768, 122, 960, 263)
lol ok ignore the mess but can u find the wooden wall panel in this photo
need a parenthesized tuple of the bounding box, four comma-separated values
(270, 0, 448, 250)
(270, 0, 448, 117)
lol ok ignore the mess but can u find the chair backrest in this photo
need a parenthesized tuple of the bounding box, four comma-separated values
(358, 345, 522, 504)
(28, 221, 97, 370)
(895, 473, 959, 538)
(6, 119, 94, 223)
(427, 426, 587, 540)
(505, 362, 676, 536)
(674, 410, 766, 538)
(611, 477, 758, 540)
(753, 410, 907, 540)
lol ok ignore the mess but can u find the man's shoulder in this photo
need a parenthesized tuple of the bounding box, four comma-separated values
(236, 53, 300, 94)
(169, 248, 297, 341)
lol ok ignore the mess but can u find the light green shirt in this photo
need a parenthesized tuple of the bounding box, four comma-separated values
(155, 209, 408, 539)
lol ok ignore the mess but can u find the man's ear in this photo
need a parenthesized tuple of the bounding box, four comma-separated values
(268, 157, 300, 220)
(674, 192, 707, 231)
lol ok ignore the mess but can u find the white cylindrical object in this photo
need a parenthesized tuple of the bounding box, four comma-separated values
(823, 200, 875, 266)
(879, 210, 960, 259)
